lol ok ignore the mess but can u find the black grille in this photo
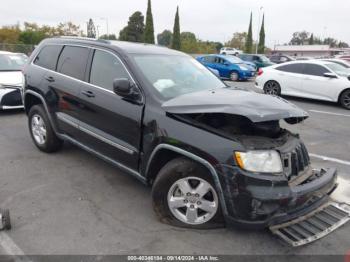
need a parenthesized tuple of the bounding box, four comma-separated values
(287, 143, 310, 179)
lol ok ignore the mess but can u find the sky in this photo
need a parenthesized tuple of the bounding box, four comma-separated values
(1, 0, 349, 48)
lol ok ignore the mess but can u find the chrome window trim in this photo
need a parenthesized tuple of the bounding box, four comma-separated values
(56, 112, 135, 155)
(145, 144, 228, 215)
(31, 43, 144, 102)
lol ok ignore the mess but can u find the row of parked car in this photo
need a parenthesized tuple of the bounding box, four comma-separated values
(196, 51, 350, 109)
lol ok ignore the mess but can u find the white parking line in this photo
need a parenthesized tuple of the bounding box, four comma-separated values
(0, 233, 24, 255)
(309, 153, 350, 166)
(309, 110, 350, 117)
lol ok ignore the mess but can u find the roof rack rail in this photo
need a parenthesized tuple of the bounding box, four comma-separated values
(57, 36, 110, 44)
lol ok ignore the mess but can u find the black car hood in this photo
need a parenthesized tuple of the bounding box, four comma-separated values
(162, 88, 308, 123)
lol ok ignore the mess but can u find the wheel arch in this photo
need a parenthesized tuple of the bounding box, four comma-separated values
(24, 90, 59, 134)
(145, 144, 228, 216)
(338, 88, 350, 103)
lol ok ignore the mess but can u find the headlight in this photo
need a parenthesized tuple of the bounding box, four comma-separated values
(239, 65, 248, 71)
(234, 150, 283, 173)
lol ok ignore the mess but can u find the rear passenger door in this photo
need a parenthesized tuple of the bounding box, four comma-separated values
(39, 45, 91, 139)
(76, 49, 144, 170)
(274, 63, 305, 96)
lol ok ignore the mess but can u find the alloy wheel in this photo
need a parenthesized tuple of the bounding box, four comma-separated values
(342, 92, 350, 109)
(167, 177, 219, 225)
(264, 81, 280, 95)
(31, 114, 47, 145)
(230, 72, 239, 81)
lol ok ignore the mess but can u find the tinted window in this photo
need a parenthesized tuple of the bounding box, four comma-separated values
(276, 63, 304, 74)
(303, 64, 330, 76)
(34, 45, 62, 70)
(57, 46, 90, 80)
(90, 50, 130, 90)
(203, 56, 215, 63)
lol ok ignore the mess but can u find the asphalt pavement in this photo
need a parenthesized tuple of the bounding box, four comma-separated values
(0, 81, 349, 256)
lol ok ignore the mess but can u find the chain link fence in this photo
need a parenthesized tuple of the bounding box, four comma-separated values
(0, 43, 36, 56)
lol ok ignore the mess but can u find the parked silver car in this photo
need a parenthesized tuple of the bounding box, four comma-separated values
(0, 51, 27, 110)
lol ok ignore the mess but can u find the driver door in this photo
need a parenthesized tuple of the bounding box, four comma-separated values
(76, 49, 144, 170)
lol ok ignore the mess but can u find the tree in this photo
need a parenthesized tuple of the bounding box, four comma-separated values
(172, 6, 181, 50)
(56, 22, 83, 36)
(0, 25, 21, 43)
(225, 32, 247, 50)
(157, 30, 172, 46)
(258, 14, 265, 54)
(290, 31, 310, 45)
(180, 32, 197, 53)
(309, 33, 314, 45)
(118, 11, 145, 42)
(87, 19, 96, 38)
(245, 12, 253, 53)
(323, 37, 338, 48)
(144, 0, 155, 44)
(338, 41, 349, 48)
(100, 34, 117, 40)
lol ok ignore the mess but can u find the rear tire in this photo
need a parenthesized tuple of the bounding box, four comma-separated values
(339, 89, 350, 110)
(264, 80, 281, 96)
(152, 158, 224, 229)
(28, 105, 63, 153)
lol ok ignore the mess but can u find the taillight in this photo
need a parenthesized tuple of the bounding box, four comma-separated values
(257, 68, 263, 76)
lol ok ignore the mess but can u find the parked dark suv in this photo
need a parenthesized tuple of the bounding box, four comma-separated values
(23, 37, 337, 230)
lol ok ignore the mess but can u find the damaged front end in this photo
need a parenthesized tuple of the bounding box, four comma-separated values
(171, 112, 338, 229)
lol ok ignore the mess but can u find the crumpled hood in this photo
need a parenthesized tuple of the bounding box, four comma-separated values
(162, 88, 308, 123)
(0, 71, 24, 87)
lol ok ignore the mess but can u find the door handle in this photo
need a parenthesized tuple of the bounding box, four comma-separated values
(81, 90, 95, 98)
(45, 76, 55, 82)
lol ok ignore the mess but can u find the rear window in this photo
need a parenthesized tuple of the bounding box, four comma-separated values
(34, 45, 62, 71)
(57, 46, 90, 81)
(276, 63, 304, 74)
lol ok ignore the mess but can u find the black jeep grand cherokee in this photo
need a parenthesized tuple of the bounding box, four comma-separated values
(23, 37, 337, 229)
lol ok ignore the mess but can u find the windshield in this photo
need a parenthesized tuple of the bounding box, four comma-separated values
(224, 56, 243, 64)
(326, 63, 350, 77)
(132, 55, 225, 100)
(259, 55, 270, 62)
(0, 53, 28, 71)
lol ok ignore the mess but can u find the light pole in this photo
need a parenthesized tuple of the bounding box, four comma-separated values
(255, 6, 264, 54)
(96, 25, 100, 39)
(100, 17, 109, 39)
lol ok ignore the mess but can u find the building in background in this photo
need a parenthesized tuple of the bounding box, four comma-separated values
(272, 45, 349, 58)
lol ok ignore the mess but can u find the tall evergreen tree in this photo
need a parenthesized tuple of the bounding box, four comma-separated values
(258, 14, 265, 54)
(87, 19, 96, 38)
(172, 6, 181, 50)
(144, 0, 155, 43)
(245, 12, 253, 53)
(309, 33, 314, 45)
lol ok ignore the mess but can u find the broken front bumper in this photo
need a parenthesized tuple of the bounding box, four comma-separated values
(217, 166, 338, 229)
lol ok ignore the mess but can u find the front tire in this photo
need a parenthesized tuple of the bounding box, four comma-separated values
(230, 71, 239, 81)
(264, 80, 281, 96)
(28, 105, 63, 153)
(152, 158, 224, 229)
(339, 89, 350, 110)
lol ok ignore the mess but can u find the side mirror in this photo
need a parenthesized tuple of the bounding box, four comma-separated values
(113, 78, 132, 96)
(113, 78, 141, 102)
(224, 62, 230, 66)
(324, 72, 338, 78)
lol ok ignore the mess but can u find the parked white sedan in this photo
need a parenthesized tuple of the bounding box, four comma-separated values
(0, 51, 27, 110)
(255, 60, 350, 109)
